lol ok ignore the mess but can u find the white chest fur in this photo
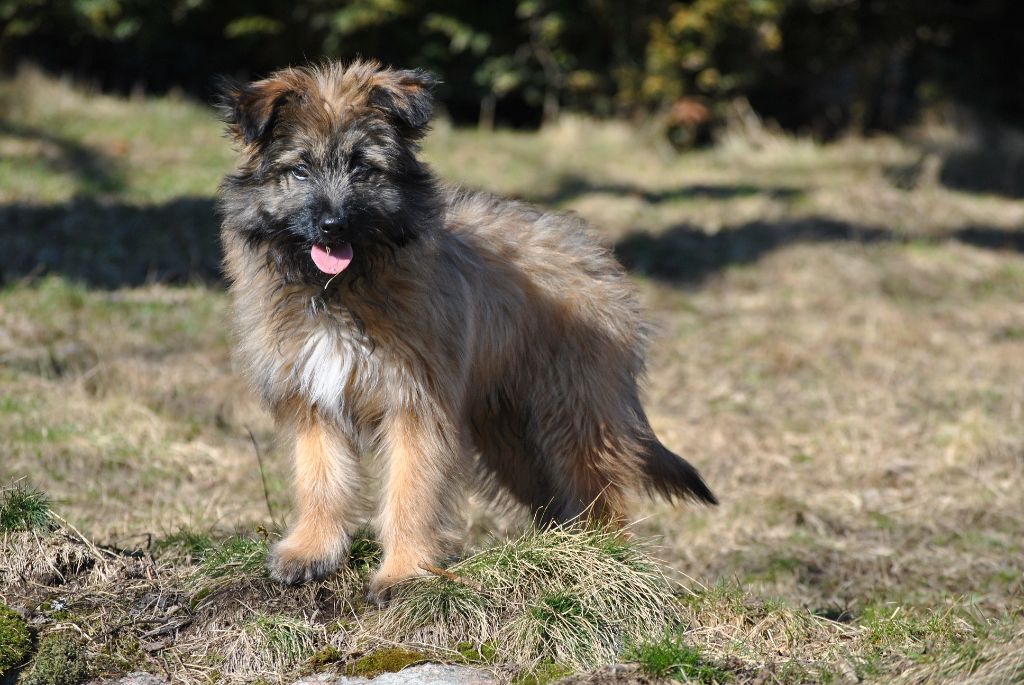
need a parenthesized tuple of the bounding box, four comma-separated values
(296, 328, 357, 411)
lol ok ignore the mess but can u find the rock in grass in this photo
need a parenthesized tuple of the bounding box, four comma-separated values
(295, 663, 496, 684)
(18, 633, 88, 685)
(0, 603, 32, 678)
(98, 674, 167, 685)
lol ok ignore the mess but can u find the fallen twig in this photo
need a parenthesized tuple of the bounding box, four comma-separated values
(418, 562, 484, 592)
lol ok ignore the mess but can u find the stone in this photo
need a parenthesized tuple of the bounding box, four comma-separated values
(292, 663, 497, 685)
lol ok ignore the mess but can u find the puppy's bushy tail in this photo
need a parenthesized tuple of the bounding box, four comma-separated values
(636, 434, 718, 505)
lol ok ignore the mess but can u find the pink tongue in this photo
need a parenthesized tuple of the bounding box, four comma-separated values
(310, 243, 353, 275)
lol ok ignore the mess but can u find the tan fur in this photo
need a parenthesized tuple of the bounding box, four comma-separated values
(268, 406, 360, 584)
(219, 61, 715, 601)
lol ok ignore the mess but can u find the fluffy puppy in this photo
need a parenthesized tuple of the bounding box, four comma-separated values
(217, 60, 716, 601)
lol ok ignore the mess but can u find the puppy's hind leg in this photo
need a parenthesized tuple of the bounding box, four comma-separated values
(268, 409, 361, 585)
(469, 398, 565, 525)
(545, 431, 631, 527)
(528, 391, 632, 527)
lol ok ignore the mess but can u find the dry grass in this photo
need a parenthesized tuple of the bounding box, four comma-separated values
(0, 522, 360, 684)
(1, 72, 1023, 683)
(375, 527, 679, 671)
(890, 625, 1024, 685)
(0, 516, 691, 683)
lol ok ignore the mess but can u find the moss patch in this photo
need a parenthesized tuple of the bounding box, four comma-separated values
(307, 646, 344, 670)
(454, 641, 498, 664)
(0, 603, 33, 677)
(348, 648, 429, 677)
(19, 633, 88, 685)
(511, 661, 573, 685)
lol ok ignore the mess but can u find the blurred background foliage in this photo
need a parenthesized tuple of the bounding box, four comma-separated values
(0, 0, 1021, 137)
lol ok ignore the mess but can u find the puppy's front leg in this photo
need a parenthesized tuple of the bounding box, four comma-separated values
(369, 410, 460, 603)
(268, 412, 360, 584)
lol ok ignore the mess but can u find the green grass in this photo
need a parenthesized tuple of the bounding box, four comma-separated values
(853, 604, 980, 678)
(628, 631, 730, 683)
(195, 535, 270, 580)
(153, 527, 217, 560)
(0, 480, 53, 531)
(520, 589, 611, 661)
(346, 527, 383, 572)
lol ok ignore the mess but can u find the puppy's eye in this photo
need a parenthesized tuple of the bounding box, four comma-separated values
(291, 165, 310, 181)
(350, 160, 371, 176)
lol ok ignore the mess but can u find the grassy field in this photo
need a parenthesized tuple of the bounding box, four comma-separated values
(1, 67, 1023, 684)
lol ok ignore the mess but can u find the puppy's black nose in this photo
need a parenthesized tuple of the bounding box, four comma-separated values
(318, 214, 346, 236)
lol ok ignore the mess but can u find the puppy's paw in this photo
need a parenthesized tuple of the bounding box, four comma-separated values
(365, 582, 393, 607)
(366, 563, 427, 606)
(267, 536, 348, 585)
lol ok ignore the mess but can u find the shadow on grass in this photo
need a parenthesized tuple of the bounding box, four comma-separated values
(2, 197, 1023, 290)
(938, 132, 1024, 199)
(614, 218, 895, 285)
(528, 174, 805, 206)
(953, 225, 1024, 252)
(0, 197, 222, 288)
(615, 218, 1024, 285)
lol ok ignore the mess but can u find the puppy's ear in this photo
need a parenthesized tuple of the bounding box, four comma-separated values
(217, 76, 294, 146)
(370, 69, 438, 138)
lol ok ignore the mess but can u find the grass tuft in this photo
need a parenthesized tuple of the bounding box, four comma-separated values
(221, 614, 320, 679)
(511, 590, 612, 669)
(852, 604, 979, 678)
(194, 535, 269, 581)
(152, 527, 215, 561)
(628, 630, 731, 683)
(378, 525, 679, 671)
(346, 527, 382, 573)
(0, 480, 53, 532)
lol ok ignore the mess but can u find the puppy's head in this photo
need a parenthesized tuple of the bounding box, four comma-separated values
(217, 60, 440, 286)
